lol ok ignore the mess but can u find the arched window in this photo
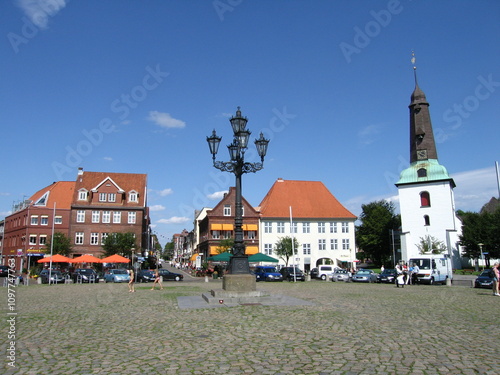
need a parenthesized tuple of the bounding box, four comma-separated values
(417, 168, 427, 177)
(424, 215, 430, 226)
(420, 191, 431, 207)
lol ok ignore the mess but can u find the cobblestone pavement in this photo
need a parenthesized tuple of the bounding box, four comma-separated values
(1, 275, 499, 375)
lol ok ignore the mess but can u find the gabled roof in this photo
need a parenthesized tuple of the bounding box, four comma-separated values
(29, 181, 75, 209)
(259, 179, 356, 219)
(90, 177, 125, 193)
(75, 170, 147, 205)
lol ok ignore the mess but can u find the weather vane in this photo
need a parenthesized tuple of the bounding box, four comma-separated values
(411, 50, 416, 70)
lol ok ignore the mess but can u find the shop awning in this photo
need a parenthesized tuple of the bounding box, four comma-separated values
(245, 246, 259, 255)
(243, 224, 258, 231)
(209, 246, 220, 255)
(190, 253, 201, 261)
(211, 224, 222, 230)
(222, 224, 233, 230)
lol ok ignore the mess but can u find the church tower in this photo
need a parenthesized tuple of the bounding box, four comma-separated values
(395, 58, 462, 268)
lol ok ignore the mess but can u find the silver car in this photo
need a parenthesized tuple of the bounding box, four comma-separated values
(104, 269, 130, 283)
(331, 269, 351, 282)
(351, 269, 377, 283)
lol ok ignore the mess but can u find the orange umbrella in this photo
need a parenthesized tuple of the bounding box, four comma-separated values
(101, 254, 131, 263)
(72, 254, 103, 263)
(37, 254, 72, 263)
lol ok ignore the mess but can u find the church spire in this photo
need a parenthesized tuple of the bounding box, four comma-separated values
(408, 52, 438, 163)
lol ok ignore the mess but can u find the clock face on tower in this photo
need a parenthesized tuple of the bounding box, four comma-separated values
(417, 149, 428, 160)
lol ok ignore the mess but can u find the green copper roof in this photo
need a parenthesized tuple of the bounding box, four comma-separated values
(396, 159, 455, 186)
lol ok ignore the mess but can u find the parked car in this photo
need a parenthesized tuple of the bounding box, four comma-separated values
(331, 269, 351, 282)
(254, 266, 283, 282)
(104, 269, 130, 283)
(309, 268, 319, 279)
(72, 268, 99, 283)
(377, 269, 396, 284)
(158, 269, 183, 281)
(137, 270, 156, 283)
(280, 266, 306, 282)
(351, 269, 378, 283)
(39, 269, 65, 284)
(0, 265, 9, 277)
(474, 269, 494, 289)
(316, 265, 338, 280)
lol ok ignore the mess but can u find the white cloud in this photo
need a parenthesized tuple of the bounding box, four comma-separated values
(159, 188, 173, 197)
(358, 124, 383, 146)
(16, 0, 67, 29)
(148, 111, 185, 129)
(158, 216, 190, 224)
(149, 204, 165, 212)
(103, 157, 113, 161)
(207, 190, 228, 200)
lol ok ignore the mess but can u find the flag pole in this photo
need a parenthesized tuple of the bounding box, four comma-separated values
(290, 206, 296, 282)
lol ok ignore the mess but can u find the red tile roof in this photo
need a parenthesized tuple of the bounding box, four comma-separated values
(74, 170, 147, 206)
(259, 179, 356, 219)
(29, 181, 76, 209)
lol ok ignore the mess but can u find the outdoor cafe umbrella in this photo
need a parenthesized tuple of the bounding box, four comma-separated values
(248, 253, 279, 263)
(37, 254, 72, 263)
(101, 254, 130, 263)
(71, 254, 103, 263)
(207, 252, 232, 262)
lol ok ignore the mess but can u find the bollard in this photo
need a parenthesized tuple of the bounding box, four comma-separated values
(205, 276, 209, 283)
(446, 278, 452, 287)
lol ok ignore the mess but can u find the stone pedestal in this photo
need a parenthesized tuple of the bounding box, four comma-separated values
(222, 274, 256, 292)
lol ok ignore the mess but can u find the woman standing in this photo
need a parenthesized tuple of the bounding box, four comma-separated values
(151, 269, 163, 290)
(128, 268, 135, 293)
(492, 262, 499, 296)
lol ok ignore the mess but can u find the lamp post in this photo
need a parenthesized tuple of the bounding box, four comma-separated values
(207, 107, 269, 274)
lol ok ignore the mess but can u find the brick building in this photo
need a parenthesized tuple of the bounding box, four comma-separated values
(70, 168, 149, 257)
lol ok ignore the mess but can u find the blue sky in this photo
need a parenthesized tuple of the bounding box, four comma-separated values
(1, 0, 499, 246)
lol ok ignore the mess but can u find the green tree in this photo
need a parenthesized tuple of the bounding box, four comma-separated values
(102, 232, 136, 257)
(416, 235, 447, 254)
(274, 236, 300, 266)
(459, 208, 500, 260)
(44, 232, 72, 256)
(216, 239, 234, 254)
(163, 240, 174, 261)
(355, 200, 401, 266)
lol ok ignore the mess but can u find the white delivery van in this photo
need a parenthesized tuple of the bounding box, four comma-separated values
(317, 265, 338, 281)
(408, 255, 452, 285)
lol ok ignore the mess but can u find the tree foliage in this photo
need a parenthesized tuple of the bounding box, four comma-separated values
(102, 232, 137, 257)
(216, 239, 234, 254)
(459, 208, 500, 259)
(416, 235, 447, 254)
(274, 236, 300, 266)
(355, 200, 401, 266)
(44, 232, 72, 256)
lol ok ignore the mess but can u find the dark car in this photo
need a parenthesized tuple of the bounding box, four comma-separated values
(377, 269, 396, 284)
(158, 269, 183, 281)
(0, 265, 9, 277)
(474, 269, 494, 289)
(254, 266, 283, 282)
(73, 268, 99, 283)
(39, 269, 65, 284)
(280, 266, 306, 282)
(310, 268, 319, 279)
(137, 270, 156, 283)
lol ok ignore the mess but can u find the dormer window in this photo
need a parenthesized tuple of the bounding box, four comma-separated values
(78, 190, 88, 201)
(35, 192, 49, 206)
(108, 193, 116, 202)
(223, 205, 231, 216)
(128, 191, 138, 203)
(99, 193, 107, 202)
(417, 168, 427, 178)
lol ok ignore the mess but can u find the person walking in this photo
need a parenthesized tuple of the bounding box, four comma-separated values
(128, 269, 135, 293)
(151, 269, 163, 290)
(492, 262, 499, 296)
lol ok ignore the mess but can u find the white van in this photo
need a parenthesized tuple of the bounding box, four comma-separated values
(408, 255, 452, 285)
(317, 265, 338, 281)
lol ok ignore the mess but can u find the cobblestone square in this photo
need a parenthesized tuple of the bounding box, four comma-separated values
(2, 277, 499, 374)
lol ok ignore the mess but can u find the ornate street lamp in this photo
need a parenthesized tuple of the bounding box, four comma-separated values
(207, 107, 269, 274)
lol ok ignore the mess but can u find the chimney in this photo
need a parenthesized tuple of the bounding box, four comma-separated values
(78, 167, 84, 176)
